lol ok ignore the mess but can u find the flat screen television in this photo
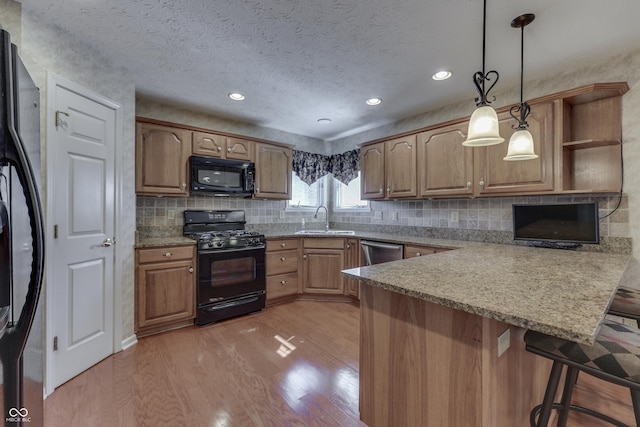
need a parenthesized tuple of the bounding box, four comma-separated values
(512, 202, 600, 245)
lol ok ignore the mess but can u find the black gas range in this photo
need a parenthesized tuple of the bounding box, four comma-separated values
(184, 210, 266, 326)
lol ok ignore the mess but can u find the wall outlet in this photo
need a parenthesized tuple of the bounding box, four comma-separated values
(393, 211, 399, 221)
(374, 211, 383, 220)
(279, 210, 285, 219)
(497, 328, 511, 357)
(450, 211, 459, 223)
(167, 209, 175, 220)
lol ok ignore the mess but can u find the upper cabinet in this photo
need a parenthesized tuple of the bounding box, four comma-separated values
(136, 122, 190, 196)
(192, 131, 254, 161)
(560, 83, 628, 193)
(254, 143, 292, 199)
(418, 122, 473, 198)
(361, 82, 626, 200)
(361, 136, 418, 200)
(473, 101, 555, 196)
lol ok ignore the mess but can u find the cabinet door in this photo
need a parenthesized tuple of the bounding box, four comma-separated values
(302, 249, 345, 295)
(136, 259, 195, 330)
(386, 135, 417, 198)
(136, 122, 190, 195)
(361, 142, 385, 199)
(418, 123, 474, 197)
(474, 102, 555, 195)
(226, 137, 255, 161)
(192, 131, 226, 157)
(255, 143, 292, 199)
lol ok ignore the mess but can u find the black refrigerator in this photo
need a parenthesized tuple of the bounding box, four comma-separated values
(0, 27, 45, 426)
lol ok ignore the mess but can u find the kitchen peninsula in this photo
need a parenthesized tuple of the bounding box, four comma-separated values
(342, 244, 630, 427)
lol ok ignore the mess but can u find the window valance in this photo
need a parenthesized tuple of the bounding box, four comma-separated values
(292, 149, 360, 186)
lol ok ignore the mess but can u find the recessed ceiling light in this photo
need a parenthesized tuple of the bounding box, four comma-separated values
(366, 98, 382, 106)
(432, 70, 452, 81)
(317, 118, 332, 124)
(228, 92, 245, 101)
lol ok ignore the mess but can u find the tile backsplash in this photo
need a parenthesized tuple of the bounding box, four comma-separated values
(137, 193, 629, 239)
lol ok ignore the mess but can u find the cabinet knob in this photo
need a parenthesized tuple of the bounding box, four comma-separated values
(387, 187, 390, 193)
(280, 280, 286, 285)
(466, 181, 472, 189)
(217, 146, 222, 152)
(227, 147, 231, 153)
(303, 254, 307, 259)
(189, 267, 194, 273)
(280, 257, 286, 262)
(280, 243, 286, 248)
(181, 182, 186, 189)
(346, 243, 351, 249)
(416, 252, 421, 256)
(379, 188, 383, 194)
(163, 252, 173, 257)
(479, 179, 485, 187)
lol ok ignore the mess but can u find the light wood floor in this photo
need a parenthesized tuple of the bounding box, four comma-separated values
(44, 301, 635, 426)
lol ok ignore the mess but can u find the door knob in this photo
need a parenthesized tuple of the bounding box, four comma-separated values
(100, 238, 115, 247)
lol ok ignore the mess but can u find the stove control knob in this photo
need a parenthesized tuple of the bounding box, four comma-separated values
(207, 242, 214, 248)
(215, 241, 224, 247)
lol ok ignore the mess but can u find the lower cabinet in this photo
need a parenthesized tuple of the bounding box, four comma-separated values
(265, 238, 300, 305)
(302, 238, 346, 295)
(345, 238, 360, 299)
(135, 245, 196, 337)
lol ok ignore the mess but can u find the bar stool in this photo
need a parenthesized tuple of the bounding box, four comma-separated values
(610, 286, 640, 327)
(525, 319, 640, 427)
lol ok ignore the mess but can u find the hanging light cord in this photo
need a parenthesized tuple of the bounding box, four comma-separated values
(473, 0, 499, 107)
(509, 14, 534, 130)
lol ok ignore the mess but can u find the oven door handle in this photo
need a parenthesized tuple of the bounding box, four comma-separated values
(204, 294, 262, 312)
(199, 245, 265, 254)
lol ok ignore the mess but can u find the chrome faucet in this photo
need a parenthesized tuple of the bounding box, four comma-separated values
(314, 205, 329, 232)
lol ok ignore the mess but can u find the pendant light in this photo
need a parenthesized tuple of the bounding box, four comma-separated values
(463, 0, 504, 147)
(504, 13, 538, 161)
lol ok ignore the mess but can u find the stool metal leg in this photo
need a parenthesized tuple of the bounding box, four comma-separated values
(557, 367, 579, 427)
(532, 361, 564, 427)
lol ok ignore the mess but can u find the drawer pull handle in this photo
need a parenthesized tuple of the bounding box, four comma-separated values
(280, 243, 286, 248)
(163, 252, 173, 257)
(189, 267, 194, 273)
(280, 257, 286, 261)
(416, 252, 421, 256)
(280, 280, 286, 285)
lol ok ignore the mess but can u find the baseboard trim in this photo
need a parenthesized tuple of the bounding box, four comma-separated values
(121, 334, 138, 351)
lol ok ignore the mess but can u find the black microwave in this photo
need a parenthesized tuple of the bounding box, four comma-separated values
(190, 155, 255, 196)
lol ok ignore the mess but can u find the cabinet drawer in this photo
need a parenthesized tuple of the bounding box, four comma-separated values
(267, 239, 299, 252)
(266, 272, 299, 300)
(266, 249, 299, 275)
(137, 245, 195, 264)
(303, 238, 345, 249)
(404, 245, 450, 258)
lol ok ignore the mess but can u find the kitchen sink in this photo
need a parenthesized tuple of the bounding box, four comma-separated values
(294, 230, 355, 235)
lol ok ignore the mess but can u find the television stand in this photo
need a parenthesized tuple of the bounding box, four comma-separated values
(528, 241, 583, 250)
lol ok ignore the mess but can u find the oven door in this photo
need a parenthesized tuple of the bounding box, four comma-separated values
(197, 245, 265, 305)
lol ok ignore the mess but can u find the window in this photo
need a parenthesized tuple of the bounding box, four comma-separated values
(334, 172, 369, 210)
(287, 172, 325, 209)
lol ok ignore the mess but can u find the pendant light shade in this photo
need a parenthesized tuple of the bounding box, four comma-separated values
(504, 13, 538, 161)
(503, 129, 538, 160)
(463, 105, 504, 146)
(462, 0, 503, 147)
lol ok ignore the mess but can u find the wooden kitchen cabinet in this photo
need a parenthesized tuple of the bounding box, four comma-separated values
(404, 244, 451, 258)
(254, 142, 292, 199)
(473, 101, 555, 196)
(135, 245, 196, 337)
(265, 238, 300, 305)
(418, 122, 474, 198)
(344, 238, 360, 299)
(560, 82, 628, 193)
(302, 238, 346, 295)
(361, 135, 418, 200)
(192, 131, 254, 161)
(136, 122, 191, 196)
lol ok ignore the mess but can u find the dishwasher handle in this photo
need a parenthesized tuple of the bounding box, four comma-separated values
(360, 240, 404, 251)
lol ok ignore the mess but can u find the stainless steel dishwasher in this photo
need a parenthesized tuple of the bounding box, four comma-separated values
(360, 240, 404, 265)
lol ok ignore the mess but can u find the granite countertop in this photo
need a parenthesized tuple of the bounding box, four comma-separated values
(342, 244, 630, 345)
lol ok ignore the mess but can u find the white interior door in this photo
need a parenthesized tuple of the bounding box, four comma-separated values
(49, 78, 117, 388)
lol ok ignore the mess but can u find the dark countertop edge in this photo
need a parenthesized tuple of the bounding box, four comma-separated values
(135, 236, 196, 248)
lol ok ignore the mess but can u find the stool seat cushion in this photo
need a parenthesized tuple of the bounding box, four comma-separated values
(525, 320, 640, 384)
(610, 286, 640, 318)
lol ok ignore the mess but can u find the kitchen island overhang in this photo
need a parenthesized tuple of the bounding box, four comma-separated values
(343, 244, 631, 427)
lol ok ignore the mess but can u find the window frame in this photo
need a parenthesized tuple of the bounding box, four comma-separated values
(286, 173, 328, 211)
(332, 172, 370, 213)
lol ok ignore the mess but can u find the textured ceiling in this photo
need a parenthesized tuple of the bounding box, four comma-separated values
(17, 0, 640, 141)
